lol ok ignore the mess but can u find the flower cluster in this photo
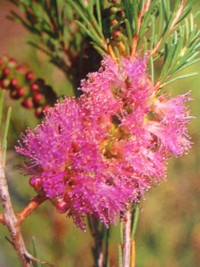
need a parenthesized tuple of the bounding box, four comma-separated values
(0, 56, 57, 118)
(16, 56, 191, 229)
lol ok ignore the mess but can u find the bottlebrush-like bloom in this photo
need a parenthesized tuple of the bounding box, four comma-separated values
(16, 56, 191, 229)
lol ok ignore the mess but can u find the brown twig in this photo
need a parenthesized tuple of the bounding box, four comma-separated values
(24, 251, 56, 267)
(0, 150, 51, 266)
(0, 150, 32, 267)
(0, 195, 47, 225)
(17, 194, 47, 224)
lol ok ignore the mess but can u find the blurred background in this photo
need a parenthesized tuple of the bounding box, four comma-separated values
(0, 1, 200, 266)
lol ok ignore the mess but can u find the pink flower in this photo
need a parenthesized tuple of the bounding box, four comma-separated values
(16, 56, 192, 229)
(147, 92, 192, 156)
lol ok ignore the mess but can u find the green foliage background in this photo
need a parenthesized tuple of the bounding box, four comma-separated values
(0, 1, 200, 266)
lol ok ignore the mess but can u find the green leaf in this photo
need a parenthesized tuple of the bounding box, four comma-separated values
(132, 0, 139, 34)
(149, 56, 154, 84)
(121, 34, 130, 54)
(139, 1, 159, 39)
(76, 20, 106, 51)
(0, 91, 4, 127)
(32, 237, 41, 267)
(165, 72, 198, 86)
(2, 107, 12, 167)
(96, 0, 102, 33)
(124, 18, 133, 47)
(67, 0, 104, 39)
(132, 205, 139, 239)
(122, 0, 134, 32)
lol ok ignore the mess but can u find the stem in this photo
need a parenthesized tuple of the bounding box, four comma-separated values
(17, 195, 47, 224)
(122, 205, 140, 267)
(131, 240, 136, 267)
(0, 151, 32, 267)
(131, 205, 140, 267)
(123, 207, 132, 267)
(88, 217, 106, 267)
(0, 195, 47, 225)
(105, 228, 110, 267)
(131, 205, 139, 239)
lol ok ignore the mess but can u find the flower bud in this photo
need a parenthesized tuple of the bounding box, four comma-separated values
(33, 92, 45, 105)
(112, 30, 122, 41)
(25, 71, 35, 82)
(55, 199, 69, 213)
(10, 89, 20, 99)
(29, 177, 42, 192)
(110, 19, 118, 26)
(109, 6, 119, 14)
(42, 104, 51, 113)
(16, 86, 25, 98)
(0, 78, 10, 89)
(10, 77, 18, 88)
(8, 58, 17, 68)
(16, 65, 25, 73)
(34, 107, 44, 118)
(30, 83, 40, 91)
(21, 97, 34, 109)
(2, 67, 11, 77)
(116, 10, 124, 18)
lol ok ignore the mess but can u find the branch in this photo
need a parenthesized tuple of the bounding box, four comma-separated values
(0, 195, 47, 225)
(24, 251, 56, 267)
(0, 161, 53, 266)
(17, 195, 47, 224)
(0, 150, 32, 267)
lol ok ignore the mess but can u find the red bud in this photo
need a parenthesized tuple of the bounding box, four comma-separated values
(8, 58, 17, 68)
(0, 78, 10, 89)
(10, 90, 20, 99)
(21, 97, 34, 109)
(42, 104, 51, 113)
(29, 177, 42, 192)
(30, 83, 40, 91)
(25, 71, 35, 82)
(34, 107, 44, 118)
(16, 86, 25, 97)
(33, 92, 45, 104)
(16, 65, 25, 73)
(55, 199, 69, 213)
(10, 77, 18, 88)
(2, 67, 11, 77)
